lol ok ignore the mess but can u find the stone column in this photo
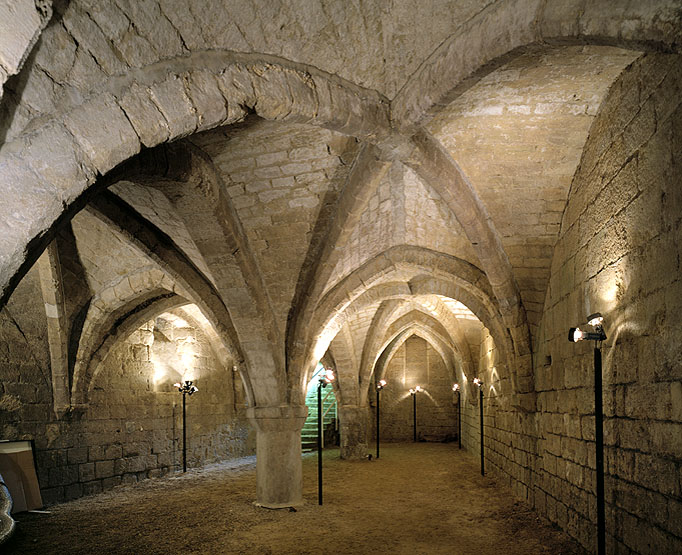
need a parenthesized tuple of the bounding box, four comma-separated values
(338, 404, 369, 460)
(247, 405, 307, 508)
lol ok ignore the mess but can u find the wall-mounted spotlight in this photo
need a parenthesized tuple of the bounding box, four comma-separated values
(376, 380, 387, 459)
(568, 312, 606, 342)
(473, 378, 484, 476)
(174, 380, 198, 472)
(453, 384, 461, 449)
(568, 312, 607, 555)
(409, 386, 423, 442)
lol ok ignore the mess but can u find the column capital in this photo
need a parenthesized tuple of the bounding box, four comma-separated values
(246, 405, 307, 433)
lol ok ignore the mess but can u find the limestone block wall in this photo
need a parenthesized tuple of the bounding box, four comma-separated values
(77, 313, 251, 496)
(0, 270, 252, 505)
(459, 327, 537, 504)
(376, 336, 458, 442)
(0, 268, 51, 444)
(534, 53, 682, 552)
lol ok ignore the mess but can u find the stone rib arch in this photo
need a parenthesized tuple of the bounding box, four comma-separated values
(392, 0, 682, 130)
(360, 305, 459, 390)
(327, 326, 359, 408)
(293, 244, 496, 384)
(298, 246, 519, 405)
(72, 290, 189, 408)
(0, 52, 392, 308)
(82, 191, 262, 402)
(367, 323, 461, 407)
(359, 301, 475, 394)
(358, 299, 403, 391)
(372, 327, 461, 409)
(110, 141, 284, 405)
(286, 144, 391, 374)
(405, 131, 530, 356)
(382, 311, 465, 369)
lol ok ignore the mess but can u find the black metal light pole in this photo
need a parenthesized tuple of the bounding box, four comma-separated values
(317, 369, 334, 505)
(317, 378, 323, 505)
(474, 378, 484, 476)
(376, 380, 386, 458)
(174, 380, 198, 473)
(594, 343, 605, 555)
(569, 313, 607, 555)
(409, 386, 422, 442)
(453, 384, 461, 449)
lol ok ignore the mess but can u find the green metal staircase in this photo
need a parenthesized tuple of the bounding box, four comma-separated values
(301, 368, 338, 452)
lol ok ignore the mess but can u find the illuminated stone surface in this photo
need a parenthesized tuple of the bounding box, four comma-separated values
(0, 1, 681, 551)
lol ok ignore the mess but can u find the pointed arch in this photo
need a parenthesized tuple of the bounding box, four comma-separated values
(295, 246, 520, 405)
(0, 52, 391, 309)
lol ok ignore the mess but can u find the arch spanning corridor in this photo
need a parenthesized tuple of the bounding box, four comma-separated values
(0, 1, 681, 552)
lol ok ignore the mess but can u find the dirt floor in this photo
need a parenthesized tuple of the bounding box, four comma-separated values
(4, 443, 585, 554)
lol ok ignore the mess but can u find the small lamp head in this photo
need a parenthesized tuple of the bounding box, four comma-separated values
(587, 313, 604, 327)
(568, 327, 585, 342)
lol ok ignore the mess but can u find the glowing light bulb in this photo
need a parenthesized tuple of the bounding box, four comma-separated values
(569, 327, 586, 342)
(452, 383, 460, 392)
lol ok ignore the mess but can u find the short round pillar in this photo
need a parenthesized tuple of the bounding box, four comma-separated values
(338, 405, 369, 460)
(247, 405, 307, 508)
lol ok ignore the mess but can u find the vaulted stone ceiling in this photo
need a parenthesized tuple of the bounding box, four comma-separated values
(0, 0, 680, 416)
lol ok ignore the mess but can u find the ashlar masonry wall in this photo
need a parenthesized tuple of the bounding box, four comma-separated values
(376, 336, 459, 442)
(534, 53, 682, 553)
(459, 327, 537, 503)
(0, 269, 252, 505)
(74, 312, 252, 502)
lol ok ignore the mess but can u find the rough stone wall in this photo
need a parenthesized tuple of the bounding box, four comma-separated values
(534, 53, 682, 552)
(0, 276, 252, 504)
(0, 266, 51, 442)
(376, 336, 458, 442)
(458, 327, 537, 503)
(71, 313, 251, 503)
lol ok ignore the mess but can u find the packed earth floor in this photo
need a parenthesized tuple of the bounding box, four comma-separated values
(6, 443, 585, 554)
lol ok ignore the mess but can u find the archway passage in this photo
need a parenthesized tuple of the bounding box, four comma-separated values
(1, 2, 682, 553)
(375, 336, 459, 443)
